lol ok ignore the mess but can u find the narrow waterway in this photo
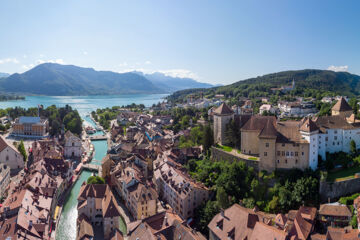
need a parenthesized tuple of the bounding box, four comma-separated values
(56, 115, 125, 240)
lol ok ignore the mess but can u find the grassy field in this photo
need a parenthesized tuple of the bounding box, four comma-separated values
(216, 144, 233, 152)
(327, 166, 360, 182)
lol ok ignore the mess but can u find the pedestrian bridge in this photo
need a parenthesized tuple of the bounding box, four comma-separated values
(89, 135, 107, 141)
(83, 164, 101, 173)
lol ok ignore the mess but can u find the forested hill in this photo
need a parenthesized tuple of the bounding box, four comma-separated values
(168, 69, 360, 102)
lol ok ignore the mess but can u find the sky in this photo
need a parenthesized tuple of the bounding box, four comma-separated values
(0, 0, 359, 85)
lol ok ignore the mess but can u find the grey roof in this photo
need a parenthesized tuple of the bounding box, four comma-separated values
(19, 116, 41, 124)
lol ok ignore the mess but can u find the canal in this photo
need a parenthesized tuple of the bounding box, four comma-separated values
(55, 115, 126, 240)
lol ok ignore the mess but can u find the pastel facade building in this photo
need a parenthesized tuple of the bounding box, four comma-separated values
(153, 161, 209, 220)
(12, 116, 48, 137)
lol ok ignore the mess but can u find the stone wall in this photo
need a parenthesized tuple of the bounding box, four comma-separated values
(319, 178, 360, 202)
(211, 147, 259, 171)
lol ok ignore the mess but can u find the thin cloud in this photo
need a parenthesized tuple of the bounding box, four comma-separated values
(83, 51, 88, 55)
(0, 58, 19, 64)
(119, 62, 128, 67)
(145, 60, 152, 65)
(327, 65, 348, 72)
(117, 68, 199, 80)
(37, 59, 65, 64)
(22, 64, 35, 70)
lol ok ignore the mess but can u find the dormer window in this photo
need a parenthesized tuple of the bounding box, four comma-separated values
(227, 227, 235, 240)
(216, 219, 223, 230)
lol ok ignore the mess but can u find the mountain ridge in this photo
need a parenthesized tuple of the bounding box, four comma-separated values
(167, 69, 360, 102)
(0, 63, 213, 95)
(134, 71, 213, 92)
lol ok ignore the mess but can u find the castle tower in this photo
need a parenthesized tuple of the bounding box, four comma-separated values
(331, 97, 353, 117)
(300, 118, 319, 170)
(213, 103, 234, 145)
(258, 119, 278, 172)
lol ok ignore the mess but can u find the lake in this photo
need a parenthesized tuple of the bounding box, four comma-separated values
(0, 94, 168, 116)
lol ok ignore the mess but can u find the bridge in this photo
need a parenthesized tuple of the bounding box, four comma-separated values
(82, 164, 101, 173)
(89, 135, 107, 141)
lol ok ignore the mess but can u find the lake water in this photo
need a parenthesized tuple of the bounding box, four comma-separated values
(0, 94, 168, 116)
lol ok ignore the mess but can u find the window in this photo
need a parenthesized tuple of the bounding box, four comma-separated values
(335, 130, 338, 134)
(277, 151, 280, 156)
(282, 143, 285, 147)
(285, 159, 288, 164)
(286, 152, 289, 156)
(277, 160, 280, 163)
(264, 152, 267, 156)
(282, 151, 285, 156)
(302, 152, 304, 156)
(291, 152, 294, 156)
(325, 137, 328, 141)
(295, 152, 298, 156)
(265, 143, 269, 147)
(334, 136, 337, 140)
(6, 156, 8, 161)
(295, 159, 298, 164)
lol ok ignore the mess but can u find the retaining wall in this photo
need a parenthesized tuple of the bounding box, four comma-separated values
(319, 177, 360, 202)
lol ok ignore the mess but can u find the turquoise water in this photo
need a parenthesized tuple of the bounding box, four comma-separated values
(56, 112, 123, 239)
(55, 170, 92, 240)
(0, 94, 167, 116)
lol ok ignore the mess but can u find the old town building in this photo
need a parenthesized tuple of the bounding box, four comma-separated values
(12, 116, 48, 137)
(77, 183, 122, 239)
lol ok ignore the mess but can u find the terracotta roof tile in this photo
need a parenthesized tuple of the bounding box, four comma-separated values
(332, 97, 352, 112)
(213, 103, 234, 115)
(319, 204, 352, 217)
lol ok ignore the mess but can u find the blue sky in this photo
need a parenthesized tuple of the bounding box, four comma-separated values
(0, 0, 359, 85)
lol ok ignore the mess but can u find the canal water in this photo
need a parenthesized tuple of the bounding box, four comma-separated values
(56, 116, 126, 240)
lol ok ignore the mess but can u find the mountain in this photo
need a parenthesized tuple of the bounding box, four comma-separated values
(0, 63, 163, 95)
(135, 71, 213, 92)
(0, 72, 9, 78)
(168, 69, 360, 102)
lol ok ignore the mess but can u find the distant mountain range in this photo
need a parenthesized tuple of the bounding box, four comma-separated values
(134, 71, 214, 92)
(0, 72, 9, 78)
(0, 63, 214, 95)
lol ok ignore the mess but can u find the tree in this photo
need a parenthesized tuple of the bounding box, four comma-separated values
(216, 187, 229, 209)
(18, 140, 27, 162)
(87, 176, 105, 184)
(224, 119, 240, 148)
(350, 140, 357, 155)
(202, 124, 213, 152)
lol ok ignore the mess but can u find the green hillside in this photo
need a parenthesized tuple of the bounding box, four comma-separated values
(168, 69, 360, 102)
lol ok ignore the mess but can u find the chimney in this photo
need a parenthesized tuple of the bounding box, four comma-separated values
(220, 208, 225, 218)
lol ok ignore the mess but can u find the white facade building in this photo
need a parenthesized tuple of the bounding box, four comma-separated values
(64, 131, 83, 158)
(0, 136, 24, 172)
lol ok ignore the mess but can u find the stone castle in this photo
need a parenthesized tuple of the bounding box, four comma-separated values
(213, 98, 360, 172)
